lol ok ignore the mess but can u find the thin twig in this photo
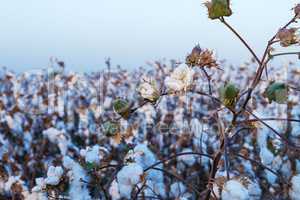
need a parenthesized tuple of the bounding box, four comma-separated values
(219, 17, 261, 65)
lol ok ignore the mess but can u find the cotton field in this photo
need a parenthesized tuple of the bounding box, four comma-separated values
(1, 1, 300, 200)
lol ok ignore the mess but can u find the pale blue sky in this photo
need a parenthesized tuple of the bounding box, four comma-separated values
(0, 0, 299, 71)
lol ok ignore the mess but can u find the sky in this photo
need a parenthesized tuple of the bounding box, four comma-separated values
(0, 0, 299, 72)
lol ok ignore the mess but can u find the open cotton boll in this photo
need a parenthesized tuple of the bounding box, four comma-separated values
(45, 166, 63, 186)
(170, 182, 186, 198)
(63, 156, 91, 200)
(23, 191, 47, 200)
(80, 145, 102, 165)
(289, 174, 300, 200)
(138, 78, 160, 102)
(109, 180, 121, 200)
(247, 180, 262, 200)
(43, 127, 69, 155)
(125, 144, 165, 197)
(165, 64, 194, 92)
(47, 166, 64, 178)
(143, 181, 166, 198)
(116, 163, 144, 199)
(32, 178, 46, 192)
(259, 146, 274, 166)
(126, 144, 165, 195)
(45, 176, 60, 186)
(2, 176, 23, 194)
(221, 180, 249, 200)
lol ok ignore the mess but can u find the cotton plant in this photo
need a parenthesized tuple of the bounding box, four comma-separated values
(0, 1, 300, 200)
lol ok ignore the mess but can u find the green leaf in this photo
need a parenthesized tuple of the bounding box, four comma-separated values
(85, 162, 96, 170)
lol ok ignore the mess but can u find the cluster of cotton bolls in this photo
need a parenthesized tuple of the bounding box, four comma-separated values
(0, 57, 299, 199)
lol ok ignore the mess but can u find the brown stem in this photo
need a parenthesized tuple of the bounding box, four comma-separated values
(219, 17, 261, 65)
(270, 52, 300, 58)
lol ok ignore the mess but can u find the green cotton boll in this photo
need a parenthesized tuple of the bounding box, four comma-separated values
(224, 83, 239, 99)
(206, 0, 232, 20)
(103, 121, 119, 136)
(113, 99, 131, 118)
(265, 82, 288, 104)
(218, 83, 239, 107)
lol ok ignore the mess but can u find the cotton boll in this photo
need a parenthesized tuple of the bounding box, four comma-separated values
(127, 144, 158, 177)
(81, 145, 102, 165)
(271, 155, 283, 171)
(237, 177, 261, 200)
(265, 170, 277, 184)
(289, 174, 300, 200)
(281, 159, 292, 178)
(170, 182, 186, 198)
(3, 176, 23, 194)
(143, 180, 166, 198)
(47, 166, 63, 178)
(165, 64, 194, 92)
(125, 144, 166, 198)
(259, 147, 274, 166)
(45, 176, 60, 186)
(62, 156, 92, 200)
(45, 166, 63, 186)
(221, 180, 249, 200)
(109, 180, 121, 200)
(247, 180, 262, 200)
(43, 128, 69, 155)
(23, 191, 47, 200)
(138, 78, 160, 102)
(32, 178, 46, 192)
(116, 163, 144, 199)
